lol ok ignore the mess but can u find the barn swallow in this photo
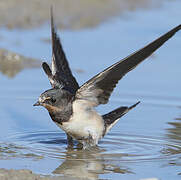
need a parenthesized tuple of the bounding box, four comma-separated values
(34, 9, 181, 148)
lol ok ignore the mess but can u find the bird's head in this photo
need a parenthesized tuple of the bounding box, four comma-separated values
(33, 88, 73, 113)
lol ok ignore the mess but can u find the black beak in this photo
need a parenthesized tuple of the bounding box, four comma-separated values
(33, 101, 41, 106)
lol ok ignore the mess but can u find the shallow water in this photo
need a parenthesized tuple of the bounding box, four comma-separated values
(0, 0, 181, 179)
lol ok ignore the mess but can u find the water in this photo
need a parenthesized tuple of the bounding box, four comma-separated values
(0, 0, 181, 179)
(1, 131, 181, 179)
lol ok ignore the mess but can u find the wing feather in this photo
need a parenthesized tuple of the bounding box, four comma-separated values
(76, 25, 181, 106)
(42, 8, 79, 94)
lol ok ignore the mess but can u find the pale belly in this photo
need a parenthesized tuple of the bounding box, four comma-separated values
(56, 100, 105, 146)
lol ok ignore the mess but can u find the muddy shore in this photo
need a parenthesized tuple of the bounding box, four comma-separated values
(0, 168, 74, 180)
(0, 0, 163, 30)
(0, 169, 159, 180)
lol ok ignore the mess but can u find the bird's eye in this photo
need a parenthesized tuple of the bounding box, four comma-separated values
(51, 98, 56, 103)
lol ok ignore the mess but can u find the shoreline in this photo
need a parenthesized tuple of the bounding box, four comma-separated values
(0, 168, 159, 180)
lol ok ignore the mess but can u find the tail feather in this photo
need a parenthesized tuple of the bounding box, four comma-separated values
(102, 101, 140, 136)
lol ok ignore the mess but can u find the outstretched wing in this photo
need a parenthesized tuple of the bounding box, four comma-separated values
(42, 8, 79, 94)
(76, 24, 181, 106)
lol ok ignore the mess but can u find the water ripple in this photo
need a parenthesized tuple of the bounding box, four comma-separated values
(1, 131, 181, 163)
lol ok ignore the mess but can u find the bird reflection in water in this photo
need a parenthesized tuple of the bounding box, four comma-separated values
(166, 117, 181, 156)
(52, 146, 133, 179)
(167, 118, 181, 142)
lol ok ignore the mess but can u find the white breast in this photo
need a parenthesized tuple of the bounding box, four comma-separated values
(59, 99, 105, 145)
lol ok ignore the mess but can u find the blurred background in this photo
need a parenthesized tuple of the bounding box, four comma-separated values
(0, 0, 181, 180)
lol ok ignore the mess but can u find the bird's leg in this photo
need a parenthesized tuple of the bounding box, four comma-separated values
(88, 132, 93, 144)
(82, 131, 94, 149)
(66, 133, 74, 147)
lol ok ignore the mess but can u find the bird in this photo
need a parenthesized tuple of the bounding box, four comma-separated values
(34, 9, 181, 149)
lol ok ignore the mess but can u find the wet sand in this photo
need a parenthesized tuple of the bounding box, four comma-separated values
(0, 0, 163, 30)
(0, 168, 159, 180)
(0, 168, 72, 180)
(0, 49, 41, 78)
